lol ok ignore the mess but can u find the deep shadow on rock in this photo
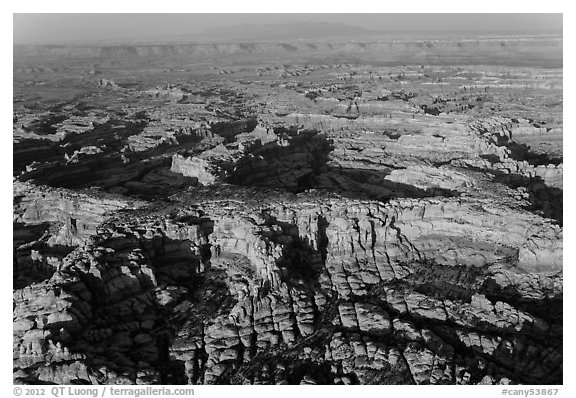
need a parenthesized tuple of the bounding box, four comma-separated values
(228, 132, 460, 202)
(505, 140, 563, 167)
(494, 172, 563, 226)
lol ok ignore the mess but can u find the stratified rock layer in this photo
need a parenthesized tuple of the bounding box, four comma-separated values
(14, 34, 562, 385)
(13, 190, 562, 385)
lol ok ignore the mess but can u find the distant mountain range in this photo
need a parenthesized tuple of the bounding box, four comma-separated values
(13, 21, 562, 47)
(196, 22, 380, 42)
(141, 22, 561, 44)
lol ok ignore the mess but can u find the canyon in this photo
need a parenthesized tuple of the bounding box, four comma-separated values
(13, 30, 562, 385)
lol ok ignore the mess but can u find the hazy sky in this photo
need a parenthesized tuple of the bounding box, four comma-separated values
(13, 13, 563, 44)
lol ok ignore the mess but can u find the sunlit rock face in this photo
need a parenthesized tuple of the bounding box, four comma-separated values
(13, 29, 562, 385)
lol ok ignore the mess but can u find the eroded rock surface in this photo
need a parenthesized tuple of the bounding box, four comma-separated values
(13, 31, 562, 385)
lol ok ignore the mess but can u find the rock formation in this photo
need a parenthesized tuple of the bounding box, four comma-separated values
(13, 30, 563, 385)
